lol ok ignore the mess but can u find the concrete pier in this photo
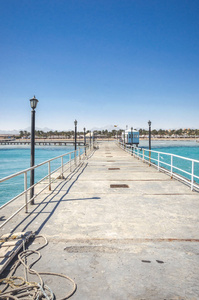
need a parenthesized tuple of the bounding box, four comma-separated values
(1, 141, 199, 299)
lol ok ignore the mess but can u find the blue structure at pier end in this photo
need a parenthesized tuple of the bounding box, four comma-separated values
(122, 129, 139, 146)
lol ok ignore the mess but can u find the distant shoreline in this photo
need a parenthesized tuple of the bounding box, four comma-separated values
(140, 137, 199, 141)
(0, 137, 198, 143)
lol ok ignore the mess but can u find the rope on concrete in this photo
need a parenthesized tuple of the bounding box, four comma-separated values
(0, 234, 77, 299)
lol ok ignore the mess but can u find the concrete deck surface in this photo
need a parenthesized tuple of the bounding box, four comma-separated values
(1, 141, 199, 300)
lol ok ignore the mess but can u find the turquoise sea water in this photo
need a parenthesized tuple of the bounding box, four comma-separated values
(139, 140, 199, 184)
(0, 145, 79, 206)
(0, 141, 199, 206)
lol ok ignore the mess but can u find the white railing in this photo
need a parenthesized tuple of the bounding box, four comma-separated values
(118, 141, 199, 191)
(0, 145, 91, 228)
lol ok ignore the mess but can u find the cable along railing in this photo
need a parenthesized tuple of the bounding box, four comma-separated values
(0, 146, 90, 229)
(118, 141, 199, 191)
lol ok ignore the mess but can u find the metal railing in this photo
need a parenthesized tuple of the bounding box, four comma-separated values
(0, 145, 91, 228)
(118, 141, 199, 191)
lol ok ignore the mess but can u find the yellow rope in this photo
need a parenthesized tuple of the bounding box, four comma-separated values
(0, 234, 77, 299)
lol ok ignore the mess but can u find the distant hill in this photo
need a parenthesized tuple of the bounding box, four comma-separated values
(0, 130, 20, 135)
(91, 125, 122, 131)
(0, 127, 53, 134)
(0, 125, 122, 134)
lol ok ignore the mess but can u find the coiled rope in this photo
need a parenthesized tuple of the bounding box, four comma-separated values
(0, 234, 76, 299)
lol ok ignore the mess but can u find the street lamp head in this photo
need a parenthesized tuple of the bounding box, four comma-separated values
(83, 127, 86, 131)
(148, 120, 151, 127)
(131, 127, 133, 131)
(74, 120, 77, 126)
(30, 96, 39, 110)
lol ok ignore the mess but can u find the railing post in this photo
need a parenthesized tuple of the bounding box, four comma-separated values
(61, 156, 64, 178)
(79, 147, 81, 161)
(24, 172, 28, 213)
(142, 149, 145, 161)
(70, 153, 72, 172)
(158, 153, 160, 171)
(191, 161, 194, 191)
(149, 150, 151, 166)
(171, 155, 173, 178)
(48, 161, 51, 190)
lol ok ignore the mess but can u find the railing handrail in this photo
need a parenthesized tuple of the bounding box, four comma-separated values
(0, 138, 98, 228)
(0, 150, 78, 184)
(134, 146, 199, 163)
(117, 141, 199, 191)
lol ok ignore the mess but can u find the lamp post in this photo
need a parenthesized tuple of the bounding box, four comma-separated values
(30, 96, 39, 204)
(74, 120, 77, 150)
(90, 131, 91, 148)
(148, 120, 151, 150)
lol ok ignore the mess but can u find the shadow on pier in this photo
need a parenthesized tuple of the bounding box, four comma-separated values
(8, 162, 100, 235)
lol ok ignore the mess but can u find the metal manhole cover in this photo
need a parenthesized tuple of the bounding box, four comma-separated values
(110, 184, 129, 188)
(108, 168, 120, 170)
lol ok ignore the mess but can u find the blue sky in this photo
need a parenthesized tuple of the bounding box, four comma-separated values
(0, 0, 198, 131)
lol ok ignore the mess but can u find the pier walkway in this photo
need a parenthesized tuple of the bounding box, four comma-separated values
(1, 141, 199, 299)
